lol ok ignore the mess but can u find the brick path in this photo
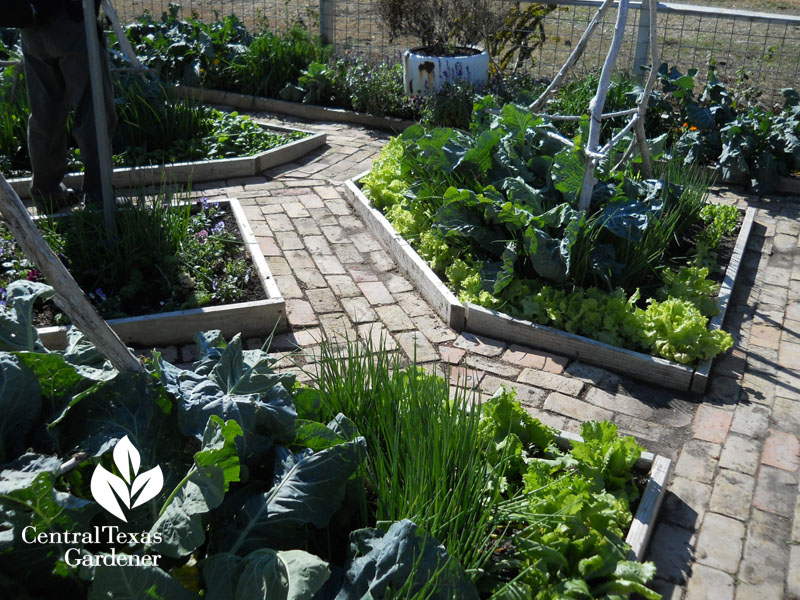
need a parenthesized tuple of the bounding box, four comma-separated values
(178, 116, 800, 599)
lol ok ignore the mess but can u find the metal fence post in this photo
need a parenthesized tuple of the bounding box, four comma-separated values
(632, 0, 651, 81)
(319, 0, 334, 45)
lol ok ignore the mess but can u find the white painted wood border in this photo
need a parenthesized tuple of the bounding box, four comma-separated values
(9, 125, 325, 199)
(690, 206, 757, 392)
(626, 455, 672, 561)
(555, 430, 671, 561)
(37, 198, 286, 348)
(344, 173, 465, 330)
(465, 302, 695, 389)
(347, 173, 753, 392)
(175, 85, 417, 132)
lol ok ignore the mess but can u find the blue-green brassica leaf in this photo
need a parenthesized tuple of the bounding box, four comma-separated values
(0, 281, 54, 352)
(334, 519, 478, 600)
(222, 437, 367, 555)
(0, 353, 42, 463)
(149, 416, 242, 558)
(203, 548, 329, 600)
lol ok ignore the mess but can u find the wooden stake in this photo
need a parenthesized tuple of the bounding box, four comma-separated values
(82, 0, 116, 233)
(634, 0, 661, 179)
(0, 175, 142, 373)
(578, 0, 631, 211)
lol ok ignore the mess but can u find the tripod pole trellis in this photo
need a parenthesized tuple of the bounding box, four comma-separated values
(527, 0, 662, 211)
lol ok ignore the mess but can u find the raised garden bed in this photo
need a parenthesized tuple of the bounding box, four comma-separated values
(8, 123, 325, 200)
(34, 197, 285, 349)
(175, 85, 417, 132)
(345, 172, 756, 392)
(0, 324, 668, 598)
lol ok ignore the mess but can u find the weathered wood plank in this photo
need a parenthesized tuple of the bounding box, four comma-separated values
(257, 132, 327, 171)
(9, 127, 325, 199)
(174, 85, 416, 132)
(466, 302, 695, 391)
(626, 455, 672, 560)
(30, 197, 286, 349)
(344, 176, 465, 330)
(691, 205, 757, 392)
(228, 197, 283, 300)
(222, 90, 257, 111)
(38, 299, 286, 349)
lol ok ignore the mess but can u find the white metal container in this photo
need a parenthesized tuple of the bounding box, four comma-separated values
(402, 46, 490, 95)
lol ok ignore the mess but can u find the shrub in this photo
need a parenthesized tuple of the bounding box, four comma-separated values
(420, 78, 477, 129)
(375, 0, 500, 53)
(344, 60, 416, 118)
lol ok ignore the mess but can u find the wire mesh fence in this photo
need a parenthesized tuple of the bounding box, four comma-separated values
(111, 0, 800, 103)
(113, 0, 320, 33)
(524, 1, 800, 105)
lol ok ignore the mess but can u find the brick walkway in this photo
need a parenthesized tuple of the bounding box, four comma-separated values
(181, 116, 800, 600)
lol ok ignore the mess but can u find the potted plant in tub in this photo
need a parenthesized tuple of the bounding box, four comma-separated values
(376, 0, 497, 95)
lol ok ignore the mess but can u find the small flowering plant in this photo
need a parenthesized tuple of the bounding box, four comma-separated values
(184, 197, 252, 305)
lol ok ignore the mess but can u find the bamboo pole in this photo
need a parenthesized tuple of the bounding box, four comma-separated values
(0, 175, 142, 373)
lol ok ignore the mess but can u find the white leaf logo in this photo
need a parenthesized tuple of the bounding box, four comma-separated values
(113, 435, 140, 484)
(90, 465, 130, 522)
(131, 466, 164, 508)
(90, 436, 164, 522)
